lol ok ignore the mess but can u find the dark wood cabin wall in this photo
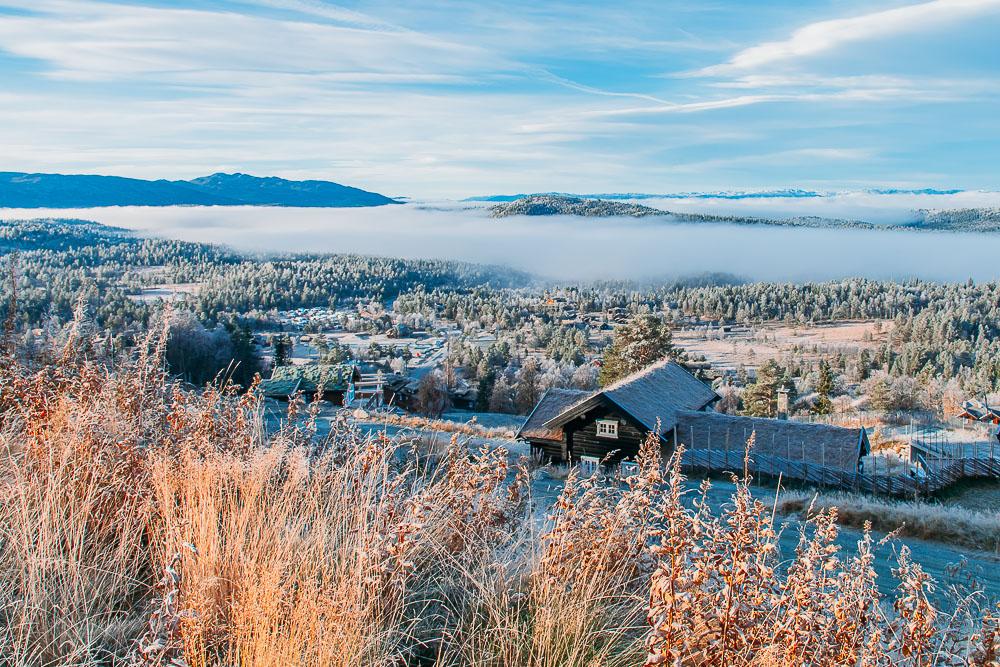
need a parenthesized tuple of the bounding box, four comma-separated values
(565, 406, 647, 464)
(529, 439, 565, 462)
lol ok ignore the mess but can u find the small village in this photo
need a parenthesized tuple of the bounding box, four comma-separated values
(252, 298, 1000, 502)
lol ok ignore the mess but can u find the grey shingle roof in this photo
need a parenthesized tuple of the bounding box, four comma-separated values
(674, 410, 869, 472)
(260, 377, 302, 398)
(542, 359, 719, 437)
(269, 364, 358, 393)
(516, 387, 590, 442)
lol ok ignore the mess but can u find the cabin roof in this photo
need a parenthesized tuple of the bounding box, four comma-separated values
(516, 387, 590, 442)
(260, 377, 302, 398)
(542, 359, 719, 437)
(674, 410, 869, 472)
(267, 363, 359, 394)
(957, 399, 1000, 421)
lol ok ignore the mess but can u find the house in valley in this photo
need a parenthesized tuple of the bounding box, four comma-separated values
(516, 359, 719, 466)
(261, 363, 361, 403)
(517, 358, 871, 476)
(957, 399, 1000, 425)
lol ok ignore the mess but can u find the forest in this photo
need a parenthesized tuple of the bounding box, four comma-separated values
(2, 218, 998, 418)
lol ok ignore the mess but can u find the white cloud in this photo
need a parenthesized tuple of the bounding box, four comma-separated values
(696, 0, 1000, 76)
(0, 0, 495, 85)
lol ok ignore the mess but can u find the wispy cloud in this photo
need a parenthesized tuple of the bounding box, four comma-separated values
(693, 0, 1000, 77)
(0, 0, 496, 85)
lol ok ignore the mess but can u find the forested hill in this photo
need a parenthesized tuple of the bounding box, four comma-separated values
(489, 195, 874, 229)
(490, 195, 668, 218)
(0, 172, 399, 208)
(490, 195, 1000, 232)
(912, 208, 1000, 232)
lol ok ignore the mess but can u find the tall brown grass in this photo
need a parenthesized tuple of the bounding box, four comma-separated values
(0, 321, 997, 666)
(777, 490, 1000, 554)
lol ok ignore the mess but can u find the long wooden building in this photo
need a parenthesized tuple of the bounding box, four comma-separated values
(516, 359, 719, 466)
(674, 410, 871, 473)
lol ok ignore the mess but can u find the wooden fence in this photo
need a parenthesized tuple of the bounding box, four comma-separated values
(680, 446, 1000, 498)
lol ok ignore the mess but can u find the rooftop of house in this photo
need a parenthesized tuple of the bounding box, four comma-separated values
(516, 387, 591, 442)
(261, 363, 359, 396)
(518, 359, 719, 443)
(958, 399, 1000, 420)
(674, 410, 869, 472)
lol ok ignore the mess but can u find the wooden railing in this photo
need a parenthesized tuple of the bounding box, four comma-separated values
(680, 448, 1000, 498)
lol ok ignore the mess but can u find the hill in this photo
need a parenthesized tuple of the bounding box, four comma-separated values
(489, 195, 667, 218)
(913, 207, 1000, 232)
(489, 195, 875, 229)
(0, 171, 399, 208)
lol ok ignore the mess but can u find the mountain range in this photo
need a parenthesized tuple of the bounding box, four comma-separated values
(0, 172, 399, 208)
(468, 188, 967, 202)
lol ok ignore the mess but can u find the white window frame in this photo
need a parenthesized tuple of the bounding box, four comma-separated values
(580, 455, 600, 474)
(596, 419, 619, 439)
(619, 460, 639, 478)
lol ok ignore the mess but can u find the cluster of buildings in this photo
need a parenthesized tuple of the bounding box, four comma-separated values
(956, 399, 1000, 425)
(276, 307, 344, 329)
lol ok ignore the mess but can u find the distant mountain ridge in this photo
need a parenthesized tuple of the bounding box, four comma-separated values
(468, 188, 967, 202)
(0, 171, 399, 208)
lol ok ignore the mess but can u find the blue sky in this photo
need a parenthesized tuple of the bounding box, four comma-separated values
(0, 0, 998, 197)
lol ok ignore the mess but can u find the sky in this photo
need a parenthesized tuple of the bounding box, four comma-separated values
(0, 0, 998, 198)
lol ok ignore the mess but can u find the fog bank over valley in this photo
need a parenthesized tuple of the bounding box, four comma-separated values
(4, 197, 1000, 283)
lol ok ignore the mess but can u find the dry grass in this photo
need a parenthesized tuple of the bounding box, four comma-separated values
(776, 490, 1000, 554)
(0, 320, 998, 666)
(373, 412, 518, 440)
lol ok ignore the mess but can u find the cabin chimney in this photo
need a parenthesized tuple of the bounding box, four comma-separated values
(776, 389, 790, 420)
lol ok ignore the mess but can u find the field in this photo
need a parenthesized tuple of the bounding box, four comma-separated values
(673, 319, 888, 372)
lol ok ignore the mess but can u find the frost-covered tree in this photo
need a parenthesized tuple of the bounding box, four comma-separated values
(488, 375, 515, 414)
(742, 360, 783, 417)
(416, 370, 450, 417)
(813, 360, 835, 415)
(599, 314, 679, 386)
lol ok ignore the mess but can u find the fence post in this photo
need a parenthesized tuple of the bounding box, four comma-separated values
(770, 432, 776, 480)
(872, 455, 877, 496)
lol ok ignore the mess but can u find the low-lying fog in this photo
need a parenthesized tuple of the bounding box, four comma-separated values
(4, 198, 1000, 283)
(624, 189, 1000, 224)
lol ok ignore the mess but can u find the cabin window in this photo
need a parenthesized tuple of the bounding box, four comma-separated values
(580, 455, 600, 474)
(619, 460, 639, 478)
(596, 419, 619, 439)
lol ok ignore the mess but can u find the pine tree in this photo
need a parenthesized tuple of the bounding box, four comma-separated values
(813, 360, 834, 415)
(742, 360, 782, 417)
(475, 369, 496, 412)
(272, 335, 291, 369)
(514, 359, 541, 413)
(599, 314, 679, 386)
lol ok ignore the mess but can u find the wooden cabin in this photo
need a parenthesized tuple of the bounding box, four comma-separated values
(674, 410, 871, 473)
(957, 399, 1000, 425)
(260, 363, 362, 403)
(516, 359, 719, 466)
